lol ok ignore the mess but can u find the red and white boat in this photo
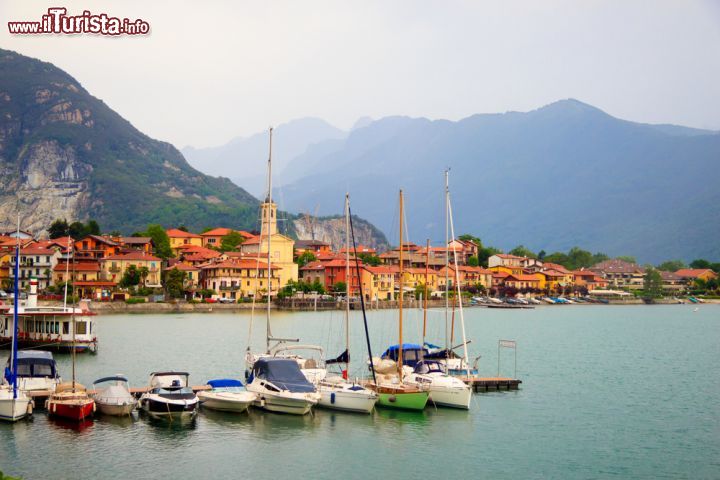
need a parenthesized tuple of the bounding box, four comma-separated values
(0, 279, 97, 353)
(46, 382, 95, 421)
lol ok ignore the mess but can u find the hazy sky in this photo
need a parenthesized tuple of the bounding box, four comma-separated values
(2, 0, 719, 148)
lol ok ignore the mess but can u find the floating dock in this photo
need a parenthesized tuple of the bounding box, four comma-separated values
(459, 377, 522, 392)
(26, 385, 212, 405)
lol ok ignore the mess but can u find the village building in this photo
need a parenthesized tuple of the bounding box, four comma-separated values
(200, 259, 280, 300)
(53, 261, 116, 300)
(119, 237, 153, 254)
(238, 201, 298, 287)
(164, 263, 201, 294)
(295, 239, 332, 256)
(659, 271, 684, 292)
(572, 269, 608, 291)
(488, 253, 526, 268)
(167, 229, 203, 254)
(503, 274, 542, 290)
(100, 252, 162, 288)
(590, 259, 646, 289)
(362, 266, 396, 301)
(200, 228, 255, 249)
(9, 247, 61, 290)
(74, 235, 121, 260)
(438, 265, 493, 290)
(674, 268, 718, 284)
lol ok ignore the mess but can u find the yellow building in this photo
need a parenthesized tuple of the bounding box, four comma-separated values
(201, 259, 280, 300)
(402, 267, 438, 292)
(362, 266, 396, 301)
(239, 201, 298, 287)
(101, 252, 162, 288)
(0, 251, 10, 290)
(166, 228, 203, 255)
(488, 265, 524, 276)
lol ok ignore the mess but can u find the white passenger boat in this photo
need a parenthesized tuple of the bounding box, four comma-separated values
(92, 375, 136, 416)
(198, 379, 256, 413)
(0, 279, 97, 353)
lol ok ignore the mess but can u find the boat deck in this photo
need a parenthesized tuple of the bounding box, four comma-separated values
(459, 377, 522, 392)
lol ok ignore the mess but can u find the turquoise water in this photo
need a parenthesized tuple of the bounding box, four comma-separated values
(1, 305, 719, 479)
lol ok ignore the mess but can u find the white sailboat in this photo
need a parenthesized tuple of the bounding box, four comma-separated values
(406, 172, 472, 409)
(314, 194, 377, 413)
(0, 219, 33, 422)
(244, 127, 320, 415)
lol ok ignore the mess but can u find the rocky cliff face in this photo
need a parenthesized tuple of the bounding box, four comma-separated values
(0, 49, 259, 235)
(293, 216, 389, 252)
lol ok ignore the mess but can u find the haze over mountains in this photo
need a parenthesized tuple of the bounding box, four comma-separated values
(187, 100, 719, 263)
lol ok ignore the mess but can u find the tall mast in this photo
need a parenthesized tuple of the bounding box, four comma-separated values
(63, 236, 71, 309)
(447, 174, 471, 377)
(71, 242, 77, 392)
(11, 214, 20, 399)
(398, 190, 404, 376)
(345, 193, 350, 369)
(422, 238, 429, 347)
(265, 127, 273, 353)
(444, 169, 449, 352)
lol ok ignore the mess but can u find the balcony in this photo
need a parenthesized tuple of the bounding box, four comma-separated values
(219, 285, 240, 291)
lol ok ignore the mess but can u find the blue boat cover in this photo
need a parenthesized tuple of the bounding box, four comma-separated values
(252, 358, 316, 393)
(94, 375, 129, 384)
(207, 378, 244, 388)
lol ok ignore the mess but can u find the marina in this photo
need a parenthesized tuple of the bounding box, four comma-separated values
(0, 306, 717, 479)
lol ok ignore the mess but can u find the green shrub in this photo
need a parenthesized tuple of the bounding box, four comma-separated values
(125, 297, 146, 304)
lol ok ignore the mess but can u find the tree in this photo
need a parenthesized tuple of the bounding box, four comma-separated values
(357, 253, 381, 266)
(177, 225, 189, 232)
(120, 265, 141, 288)
(86, 220, 100, 236)
(477, 246, 502, 267)
(68, 221, 87, 239)
(543, 252, 569, 267)
(48, 219, 69, 239)
(466, 256, 479, 267)
(509, 245, 536, 259)
(332, 281, 347, 294)
(643, 267, 663, 298)
(138, 266, 150, 286)
(296, 251, 317, 267)
(109, 230, 122, 237)
(538, 250, 546, 260)
(145, 224, 172, 259)
(219, 230, 244, 252)
(164, 268, 187, 299)
(690, 259, 711, 269)
(657, 260, 686, 272)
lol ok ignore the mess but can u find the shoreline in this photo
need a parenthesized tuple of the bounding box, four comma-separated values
(34, 298, 718, 315)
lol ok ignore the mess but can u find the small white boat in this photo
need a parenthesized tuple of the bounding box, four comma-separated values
(92, 375, 136, 416)
(0, 385, 32, 422)
(139, 372, 199, 420)
(198, 379, 256, 413)
(246, 358, 320, 415)
(406, 360, 472, 409)
(528, 298, 542, 305)
(316, 376, 378, 413)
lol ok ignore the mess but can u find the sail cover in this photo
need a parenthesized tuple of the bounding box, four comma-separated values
(253, 358, 316, 392)
(325, 349, 349, 365)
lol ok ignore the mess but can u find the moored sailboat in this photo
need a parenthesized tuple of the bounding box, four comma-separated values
(0, 225, 33, 422)
(365, 190, 429, 411)
(46, 242, 95, 421)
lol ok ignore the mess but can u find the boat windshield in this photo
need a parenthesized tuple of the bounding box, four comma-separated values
(414, 361, 446, 375)
(253, 359, 316, 393)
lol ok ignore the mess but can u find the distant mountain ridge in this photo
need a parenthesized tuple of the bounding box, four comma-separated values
(273, 99, 719, 263)
(182, 118, 346, 196)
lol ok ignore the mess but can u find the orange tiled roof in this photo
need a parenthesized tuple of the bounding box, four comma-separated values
(166, 228, 201, 239)
(53, 262, 100, 272)
(675, 268, 717, 278)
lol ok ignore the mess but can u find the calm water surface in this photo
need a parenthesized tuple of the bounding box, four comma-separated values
(1, 305, 719, 479)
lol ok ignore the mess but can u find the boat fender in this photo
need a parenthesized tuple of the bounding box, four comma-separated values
(27, 401, 33, 415)
(93, 402, 97, 413)
(330, 392, 336, 404)
(389, 395, 397, 403)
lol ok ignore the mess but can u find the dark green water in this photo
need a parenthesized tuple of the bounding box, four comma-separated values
(1, 305, 718, 479)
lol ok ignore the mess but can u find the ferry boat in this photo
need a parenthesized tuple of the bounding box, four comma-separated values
(0, 279, 97, 353)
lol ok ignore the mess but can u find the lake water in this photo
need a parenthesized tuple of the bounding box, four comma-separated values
(1, 305, 719, 479)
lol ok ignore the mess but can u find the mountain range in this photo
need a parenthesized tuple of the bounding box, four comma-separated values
(0, 48, 388, 249)
(225, 100, 716, 264)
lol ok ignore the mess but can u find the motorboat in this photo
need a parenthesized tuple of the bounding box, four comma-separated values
(198, 379, 256, 413)
(46, 382, 95, 421)
(246, 358, 320, 415)
(139, 372, 199, 420)
(91, 375, 136, 416)
(316, 377, 378, 413)
(405, 360, 471, 409)
(5, 350, 61, 392)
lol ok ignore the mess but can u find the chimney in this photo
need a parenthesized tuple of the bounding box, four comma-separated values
(27, 278, 38, 309)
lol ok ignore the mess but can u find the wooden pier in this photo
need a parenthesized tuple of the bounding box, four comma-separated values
(459, 377, 522, 392)
(26, 385, 211, 404)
